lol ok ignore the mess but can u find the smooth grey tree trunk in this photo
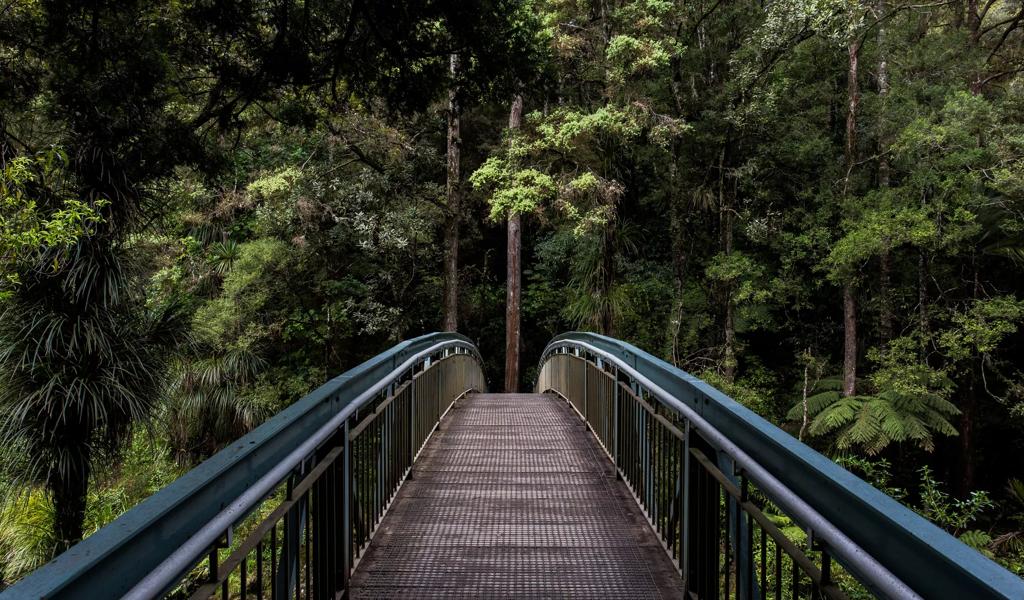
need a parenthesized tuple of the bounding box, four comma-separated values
(443, 53, 461, 332)
(504, 94, 524, 392)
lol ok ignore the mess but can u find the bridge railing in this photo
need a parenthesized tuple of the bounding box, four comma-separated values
(536, 332, 1024, 600)
(4, 332, 485, 600)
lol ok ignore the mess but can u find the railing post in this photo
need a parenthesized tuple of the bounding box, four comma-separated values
(613, 367, 620, 476)
(583, 354, 589, 426)
(409, 365, 416, 476)
(643, 409, 652, 514)
(435, 358, 442, 429)
(341, 420, 351, 593)
(680, 419, 690, 590)
(276, 471, 303, 600)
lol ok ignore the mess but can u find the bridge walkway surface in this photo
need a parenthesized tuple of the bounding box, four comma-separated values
(348, 392, 684, 598)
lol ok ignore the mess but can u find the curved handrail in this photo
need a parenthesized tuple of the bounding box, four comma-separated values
(5, 332, 483, 600)
(538, 332, 1024, 600)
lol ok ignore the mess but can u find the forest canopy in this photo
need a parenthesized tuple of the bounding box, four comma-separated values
(2, 0, 1024, 586)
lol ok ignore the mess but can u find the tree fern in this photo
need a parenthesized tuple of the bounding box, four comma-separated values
(789, 375, 959, 455)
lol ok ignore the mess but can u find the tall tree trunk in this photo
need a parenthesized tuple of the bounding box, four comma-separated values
(958, 261, 983, 494)
(50, 458, 89, 554)
(669, 142, 689, 366)
(877, 2, 894, 346)
(717, 146, 737, 382)
(919, 212, 930, 354)
(800, 353, 811, 441)
(599, 223, 615, 336)
(843, 284, 858, 396)
(967, 0, 981, 41)
(842, 36, 861, 397)
(879, 251, 893, 344)
(959, 360, 978, 495)
(844, 39, 861, 187)
(921, 250, 929, 341)
(442, 53, 461, 332)
(504, 94, 524, 393)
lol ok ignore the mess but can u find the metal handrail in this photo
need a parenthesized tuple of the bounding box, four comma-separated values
(4, 332, 484, 600)
(537, 332, 1024, 600)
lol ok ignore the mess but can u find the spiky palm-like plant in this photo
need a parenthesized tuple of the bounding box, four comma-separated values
(163, 347, 269, 463)
(0, 238, 183, 551)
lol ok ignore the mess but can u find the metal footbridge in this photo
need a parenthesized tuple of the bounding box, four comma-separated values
(5, 333, 1024, 599)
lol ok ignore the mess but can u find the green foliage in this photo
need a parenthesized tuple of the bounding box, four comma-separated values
(835, 456, 907, 502)
(192, 238, 293, 348)
(940, 296, 1024, 363)
(701, 369, 778, 420)
(3, 0, 1024, 585)
(0, 150, 105, 294)
(917, 466, 994, 535)
(787, 367, 958, 455)
(0, 490, 56, 582)
(470, 157, 558, 220)
(164, 348, 272, 462)
(825, 204, 935, 280)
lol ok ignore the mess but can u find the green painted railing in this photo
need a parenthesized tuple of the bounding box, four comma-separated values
(2, 332, 485, 600)
(536, 331, 1024, 600)
(6, 329, 1022, 599)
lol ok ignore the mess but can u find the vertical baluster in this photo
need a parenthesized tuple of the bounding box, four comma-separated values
(208, 546, 218, 586)
(820, 548, 832, 598)
(655, 415, 663, 528)
(681, 420, 690, 590)
(760, 525, 767, 600)
(791, 556, 799, 599)
(774, 543, 781, 600)
(257, 540, 264, 600)
(613, 371, 620, 470)
(747, 512, 754, 600)
(410, 376, 416, 470)
(304, 491, 311, 600)
(221, 558, 228, 600)
(271, 524, 277, 599)
(665, 422, 672, 541)
(241, 549, 248, 599)
(664, 422, 670, 540)
(342, 420, 351, 593)
(724, 485, 731, 600)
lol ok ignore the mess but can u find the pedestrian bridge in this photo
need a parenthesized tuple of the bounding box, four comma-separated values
(5, 333, 1023, 599)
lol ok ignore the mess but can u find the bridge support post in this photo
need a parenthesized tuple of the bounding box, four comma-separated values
(612, 367, 621, 479)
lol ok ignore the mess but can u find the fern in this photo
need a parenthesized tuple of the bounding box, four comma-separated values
(789, 375, 959, 455)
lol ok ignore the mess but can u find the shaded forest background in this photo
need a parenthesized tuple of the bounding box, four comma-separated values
(2, 0, 1024, 585)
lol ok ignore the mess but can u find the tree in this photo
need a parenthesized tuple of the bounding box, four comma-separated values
(0, 0, 543, 552)
(443, 53, 463, 332)
(505, 95, 524, 392)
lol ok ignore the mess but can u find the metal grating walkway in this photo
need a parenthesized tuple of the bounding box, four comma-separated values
(348, 393, 684, 598)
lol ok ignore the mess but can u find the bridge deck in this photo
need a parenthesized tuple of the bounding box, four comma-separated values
(349, 393, 684, 598)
